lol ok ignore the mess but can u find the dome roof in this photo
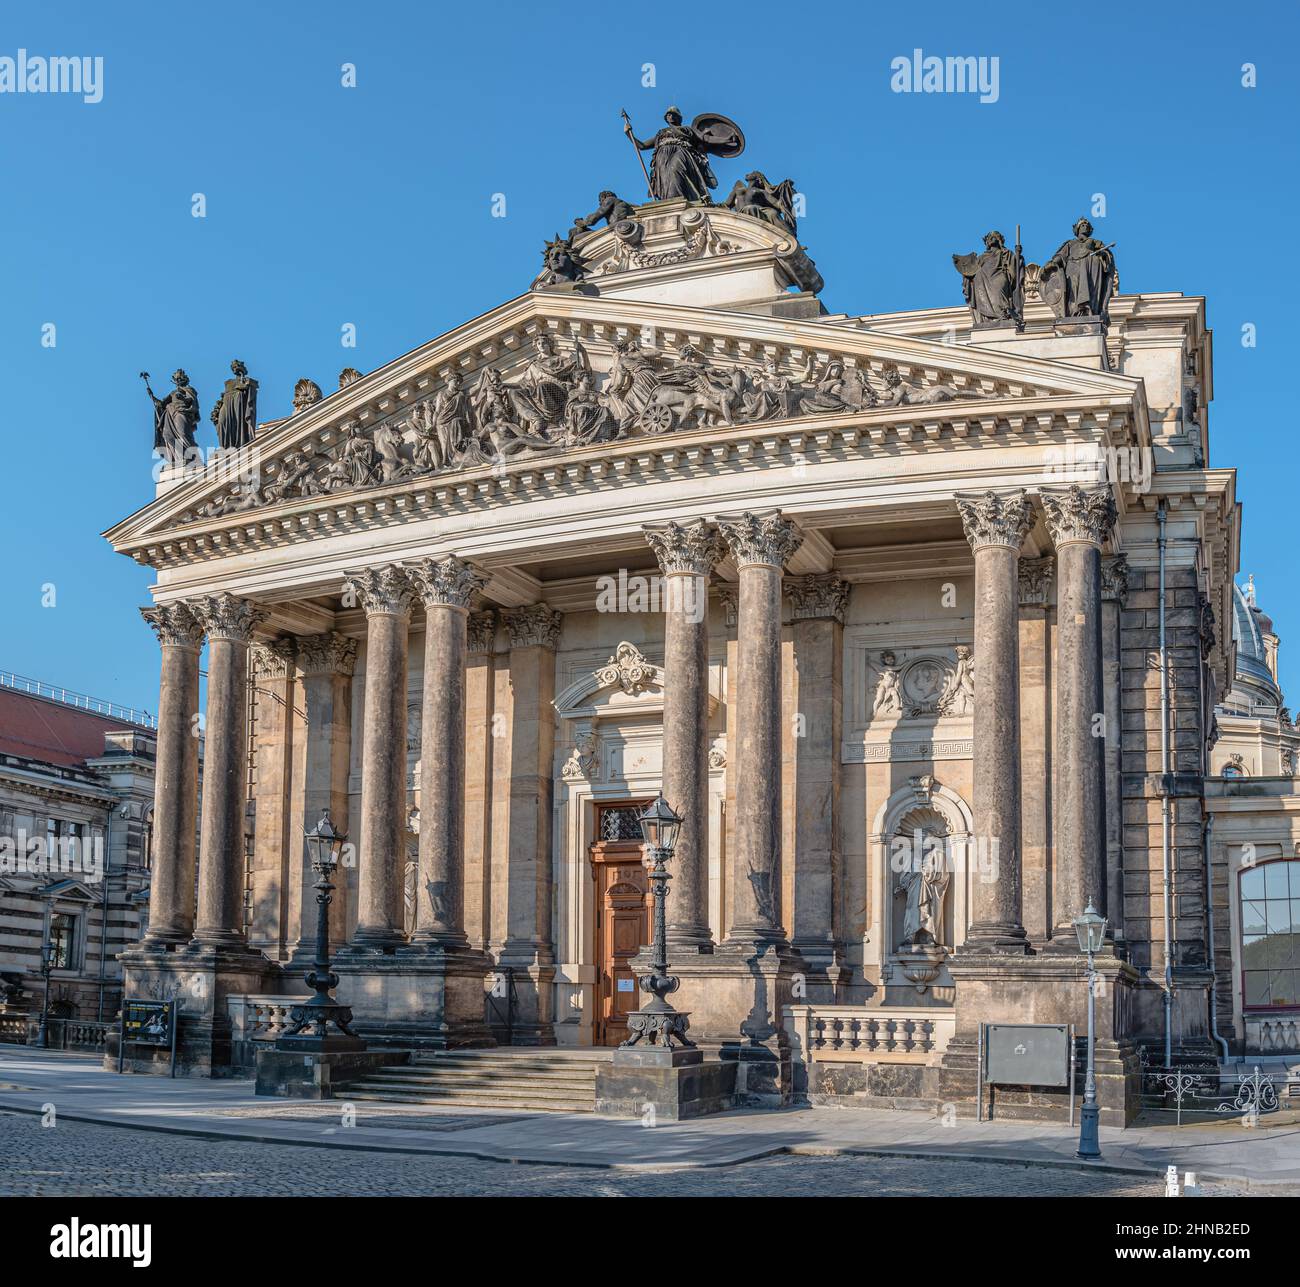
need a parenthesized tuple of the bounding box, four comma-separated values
(1233, 581, 1280, 697)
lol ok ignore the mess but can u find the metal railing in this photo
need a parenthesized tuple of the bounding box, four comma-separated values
(1140, 1062, 1290, 1125)
(0, 671, 156, 730)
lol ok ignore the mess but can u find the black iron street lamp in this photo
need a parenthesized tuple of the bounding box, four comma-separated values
(621, 794, 695, 1050)
(1073, 902, 1107, 1158)
(36, 939, 55, 1050)
(277, 811, 365, 1053)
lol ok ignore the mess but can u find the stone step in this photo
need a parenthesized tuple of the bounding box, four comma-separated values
(347, 1084, 594, 1112)
(361, 1070, 597, 1090)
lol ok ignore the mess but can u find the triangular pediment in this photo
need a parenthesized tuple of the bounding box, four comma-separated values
(105, 287, 1142, 562)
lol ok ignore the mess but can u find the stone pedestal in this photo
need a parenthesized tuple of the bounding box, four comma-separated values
(938, 953, 1141, 1125)
(595, 1044, 737, 1120)
(332, 952, 493, 1048)
(108, 941, 280, 1077)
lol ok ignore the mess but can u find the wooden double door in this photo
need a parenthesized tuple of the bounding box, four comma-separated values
(591, 802, 652, 1046)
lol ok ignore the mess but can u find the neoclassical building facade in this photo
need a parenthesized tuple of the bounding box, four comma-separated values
(104, 193, 1288, 1118)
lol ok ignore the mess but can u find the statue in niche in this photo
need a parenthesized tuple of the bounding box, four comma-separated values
(292, 378, 323, 413)
(952, 230, 1023, 327)
(571, 190, 637, 235)
(897, 832, 951, 947)
(210, 359, 259, 450)
(724, 171, 798, 235)
(142, 369, 200, 467)
(871, 651, 903, 718)
(623, 106, 743, 202)
(1039, 218, 1117, 322)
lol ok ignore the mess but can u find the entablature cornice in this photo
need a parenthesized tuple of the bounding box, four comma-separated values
(121, 391, 1140, 577)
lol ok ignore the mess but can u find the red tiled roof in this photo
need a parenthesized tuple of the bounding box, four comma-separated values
(0, 687, 151, 769)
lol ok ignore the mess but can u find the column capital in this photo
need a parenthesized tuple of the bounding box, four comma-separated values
(504, 602, 562, 650)
(295, 630, 357, 677)
(251, 637, 295, 680)
(716, 509, 803, 570)
(643, 519, 727, 577)
(1040, 483, 1118, 549)
(343, 564, 416, 616)
(467, 610, 498, 654)
(1018, 556, 1055, 608)
(787, 573, 850, 624)
(1101, 553, 1130, 604)
(140, 602, 205, 649)
(406, 555, 487, 610)
(955, 490, 1034, 552)
(191, 593, 269, 644)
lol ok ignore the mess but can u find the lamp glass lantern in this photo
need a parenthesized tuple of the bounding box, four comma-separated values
(638, 793, 682, 855)
(304, 810, 346, 877)
(1073, 903, 1107, 955)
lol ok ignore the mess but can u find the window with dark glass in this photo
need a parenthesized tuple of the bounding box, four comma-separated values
(1241, 860, 1300, 1009)
(48, 912, 78, 971)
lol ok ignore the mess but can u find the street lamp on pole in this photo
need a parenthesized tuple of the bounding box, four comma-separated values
(1073, 902, 1107, 1159)
(621, 794, 695, 1051)
(36, 938, 55, 1050)
(277, 812, 365, 1053)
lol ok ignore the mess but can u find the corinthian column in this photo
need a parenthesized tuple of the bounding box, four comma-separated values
(139, 602, 206, 945)
(717, 510, 803, 945)
(343, 565, 415, 950)
(406, 555, 487, 948)
(954, 491, 1033, 953)
(1042, 483, 1118, 946)
(190, 593, 268, 947)
(644, 519, 726, 952)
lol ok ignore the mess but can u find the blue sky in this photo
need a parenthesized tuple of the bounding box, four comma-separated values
(2, 0, 1297, 710)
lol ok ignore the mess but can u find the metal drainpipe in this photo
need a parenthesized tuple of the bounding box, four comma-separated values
(96, 804, 112, 1023)
(1158, 501, 1173, 1065)
(1203, 814, 1230, 1059)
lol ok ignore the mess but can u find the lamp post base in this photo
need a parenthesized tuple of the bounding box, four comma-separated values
(1076, 1102, 1101, 1158)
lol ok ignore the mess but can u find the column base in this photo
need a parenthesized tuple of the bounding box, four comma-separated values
(107, 939, 279, 1077)
(332, 950, 497, 1050)
(957, 922, 1032, 955)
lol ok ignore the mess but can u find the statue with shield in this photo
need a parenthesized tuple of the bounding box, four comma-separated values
(621, 106, 745, 202)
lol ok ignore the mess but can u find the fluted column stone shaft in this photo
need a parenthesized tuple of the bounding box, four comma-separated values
(192, 594, 268, 946)
(139, 603, 206, 945)
(1042, 484, 1118, 942)
(644, 520, 726, 951)
(955, 491, 1033, 953)
(718, 511, 803, 944)
(344, 566, 415, 949)
(407, 556, 486, 948)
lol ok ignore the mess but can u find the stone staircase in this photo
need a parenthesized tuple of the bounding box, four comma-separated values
(346, 1048, 614, 1113)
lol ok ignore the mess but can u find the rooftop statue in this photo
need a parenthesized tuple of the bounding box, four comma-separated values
(292, 378, 323, 413)
(141, 368, 200, 468)
(621, 105, 744, 202)
(210, 359, 258, 450)
(570, 190, 638, 236)
(723, 171, 798, 236)
(538, 233, 589, 286)
(1039, 218, 1117, 322)
(952, 229, 1024, 327)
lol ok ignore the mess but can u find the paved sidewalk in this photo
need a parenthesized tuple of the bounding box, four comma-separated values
(2, 1047, 1295, 1187)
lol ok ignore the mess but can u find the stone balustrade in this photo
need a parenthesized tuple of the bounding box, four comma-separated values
(226, 994, 305, 1067)
(1246, 1015, 1300, 1055)
(784, 1004, 955, 1064)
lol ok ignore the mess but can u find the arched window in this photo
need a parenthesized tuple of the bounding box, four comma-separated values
(1241, 859, 1300, 1010)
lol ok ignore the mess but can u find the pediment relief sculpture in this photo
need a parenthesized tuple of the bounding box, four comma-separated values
(868, 647, 974, 723)
(180, 330, 1005, 521)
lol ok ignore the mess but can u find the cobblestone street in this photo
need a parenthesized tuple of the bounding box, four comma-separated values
(0, 1109, 1249, 1198)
